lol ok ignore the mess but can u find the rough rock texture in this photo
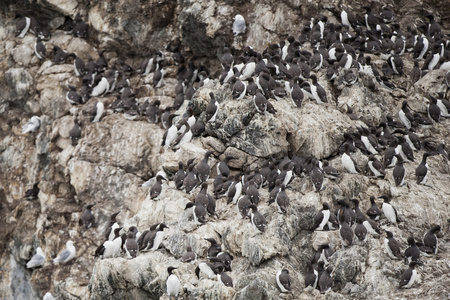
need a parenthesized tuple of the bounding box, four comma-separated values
(1, 0, 450, 300)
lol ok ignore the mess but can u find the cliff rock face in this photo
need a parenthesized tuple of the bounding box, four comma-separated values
(1, 0, 450, 299)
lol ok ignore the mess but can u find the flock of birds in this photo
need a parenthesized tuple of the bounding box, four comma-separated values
(16, 3, 449, 299)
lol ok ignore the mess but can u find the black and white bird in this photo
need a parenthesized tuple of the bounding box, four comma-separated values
(34, 37, 46, 60)
(368, 154, 385, 177)
(404, 237, 420, 264)
(105, 211, 121, 241)
(196, 151, 213, 183)
(318, 266, 333, 293)
(354, 216, 368, 242)
(124, 231, 138, 259)
(166, 267, 181, 300)
(22, 116, 41, 134)
(399, 101, 415, 129)
(305, 261, 319, 289)
(384, 230, 403, 260)
(91, 102, 104, 123)
(95, 227, 123, 258)
(249, 204, 267, 233)
(205, 92, 219, 122)
(27, 247, 46, 268)
(73, 14, 88, 38)
(399, 262, 418, 289)
(53, 241, 76, 264)
(366, 196, 383, 220)
(380, 195, 400, 224)
(392, 155, 406, 186)
(161, 114, 179, 148)
(185, 202, 206, 224)
(276, 269, 291, 293)
(150, 175, 166, 199)
(423, 225, 440, 255)
(415, 153, 432, 185)
(66, 85, 82, 105)
(338, 211, 353, 247)
(341, 143, 360, 173)
(216, 265, 233, 287)
(314, 202, 336, 231)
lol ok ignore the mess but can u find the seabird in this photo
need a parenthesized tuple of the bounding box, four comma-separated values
(384, 230, 403, 260)
(232, 78, 247, 100)
(150, 175, 166, 199)
(173, 161, 186, 190)
(142, 223, 168, 251)
(196, 151, 213, 183)
(310, 160, 324, 192)
(195, 261, 217, 279)
(205, 238, 221, 259)
(53, 241, 76, 264)
(184, 163, 198, 194)
(161, 114, 179, 148)
(73, 14, 89, 38)
(52, 46, 75, 64)
(368, 154, 385, 177)
(233, 14, 246, 36)
(216, 265, 233, 287)
(81, 204, 95, 229)
(15, 15, 31, 38)
(410, 60, 422, 84)
(69, 119, 81, 146)
(399, 101, 415, 129)
(221, 47, 234, 70)
(275, 184, 289, 214)
(380, 195, 400, 224)
(354, 216, 368, 242)
(95, 227, 123, 258)
(305, 261, 319, 289)
(124, 231, 138, 258)
(318, 266, 333, 293)
(415, 153, 433, 185)
(91, 102, 104, 123)
(166, 267, 181, 300)
(399, 262, 418, 289)
(423, 225, 440, 255)
(24, 181, 40, 200)
(435, 95, 450, 117)
(338, 211, 353, 247)
(253, 92, 268, 114)
(153, 61, 166, 88)
(392, 154, 406, 186)
(185, 202, 207, 224)
(404, 237, 421, 265)
(34, 37, 46, 60)
(91, 77, 109, 97)
(276, 269, 291, 293)
(341, 143, 360, 173)
(205, 92, 219, 122)
(366, 196, 383, 220)
(227, 174, 242, 204)
(27, 247, 45, 268)
(314, 202, 334, 231)
(309, 75, 327, 104)
(181, 246, 197, 263)
(66, 85, 82, 105)
(105, 211, 120, 241)
(249, 204, 266, 233)
(43, 292, 56, 300)
(22, 116, 41, 134)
